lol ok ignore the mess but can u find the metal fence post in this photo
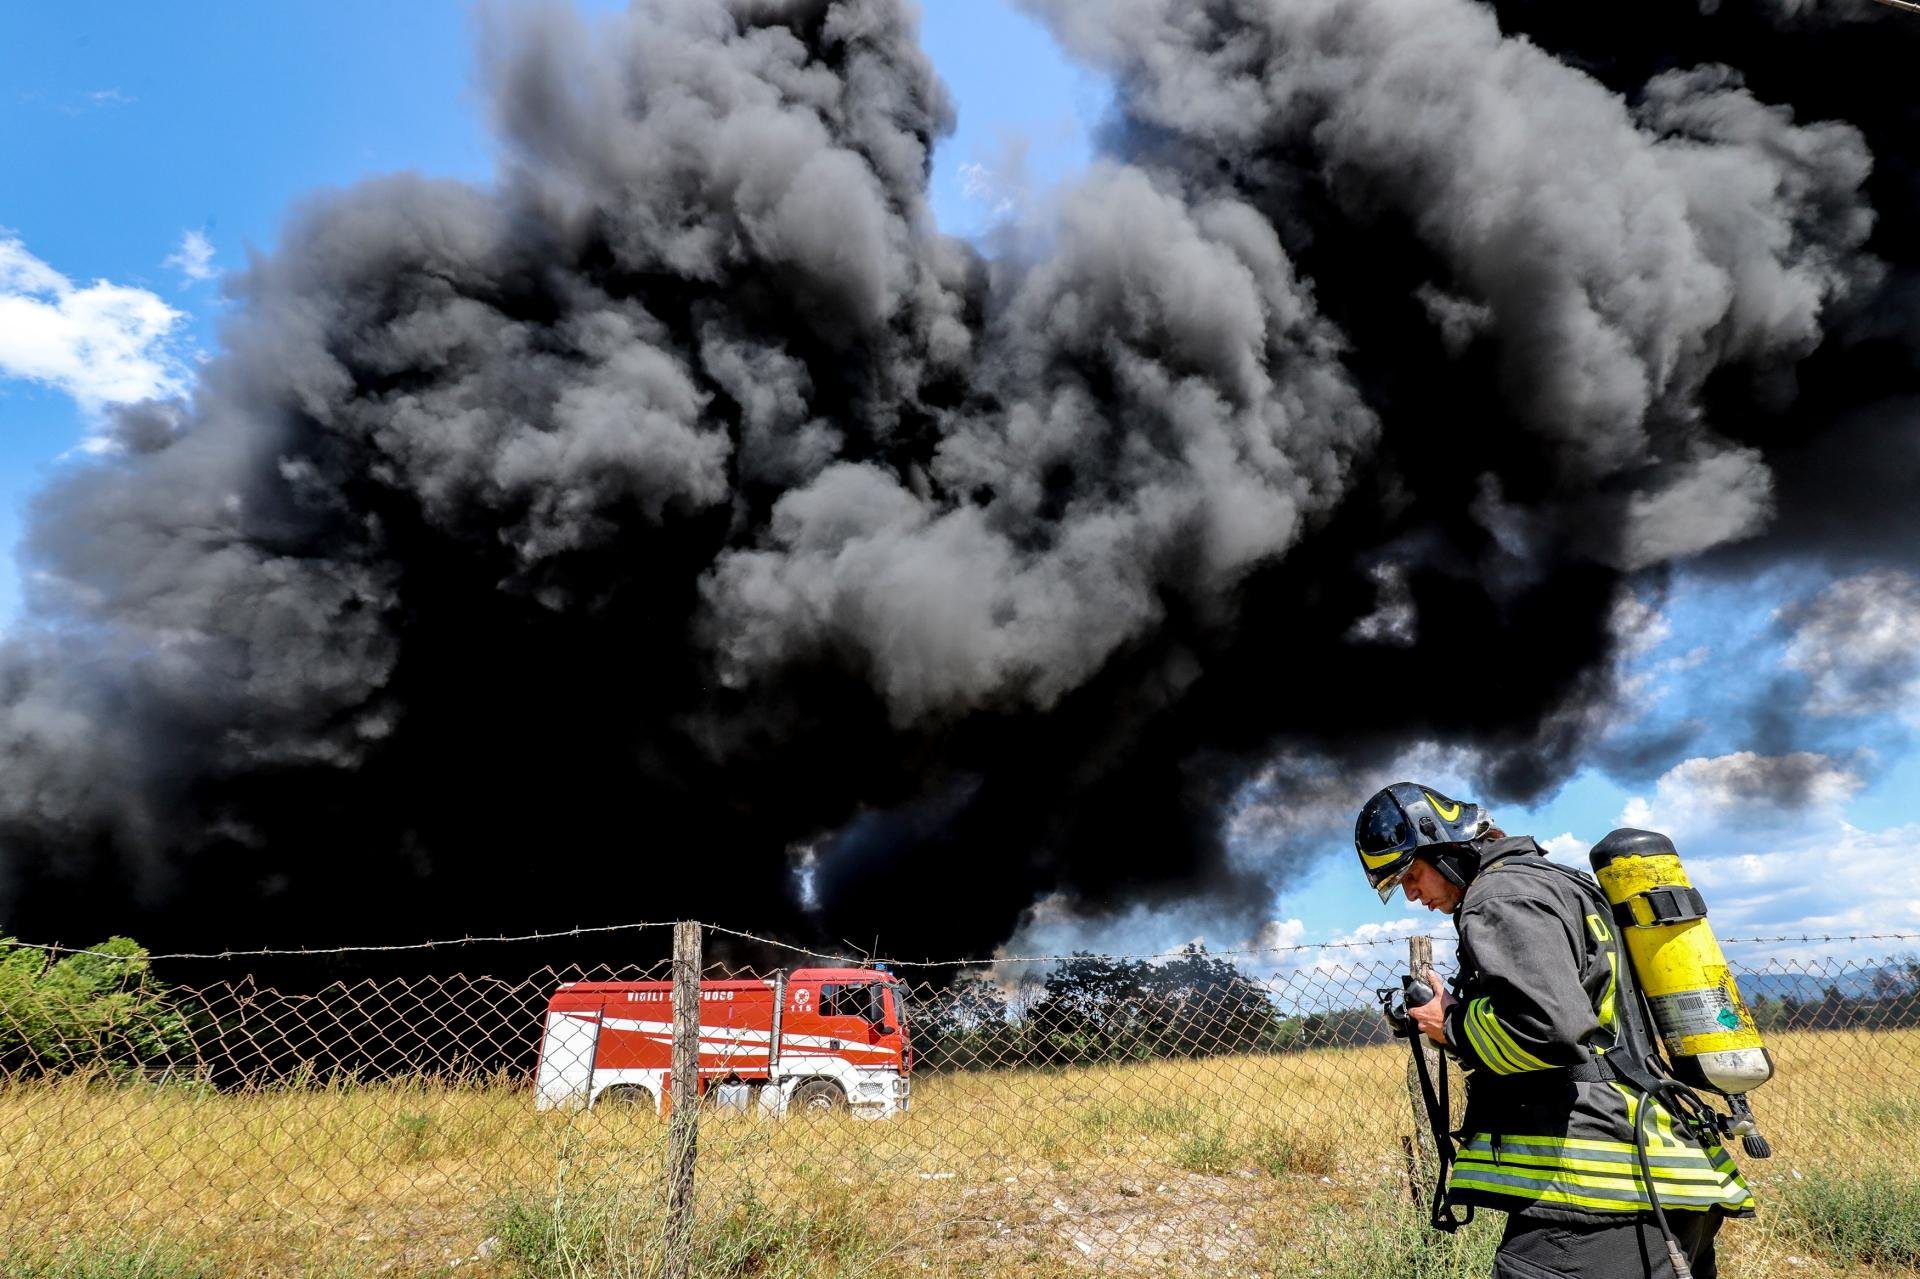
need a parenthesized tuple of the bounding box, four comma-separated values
(664, 920, 702, 1277)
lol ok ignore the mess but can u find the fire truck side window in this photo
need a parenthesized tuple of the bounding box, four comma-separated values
(819, 983, 885, 1022)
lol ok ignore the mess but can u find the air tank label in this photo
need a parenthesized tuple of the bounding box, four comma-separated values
(1648, 983, 1748, 1054)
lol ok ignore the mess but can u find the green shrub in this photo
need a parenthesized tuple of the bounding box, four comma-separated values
(1778, 1163, 1920, 1270)
(0, 936, 192, 1077)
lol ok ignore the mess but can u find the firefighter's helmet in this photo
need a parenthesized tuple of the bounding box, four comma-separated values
(1355, 782, 1492, 902)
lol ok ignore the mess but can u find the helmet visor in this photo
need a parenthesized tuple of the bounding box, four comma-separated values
(1355, 791, 1417, 896)
(1356, 795, 1412, 857)
(1371, 865, 1410, 903)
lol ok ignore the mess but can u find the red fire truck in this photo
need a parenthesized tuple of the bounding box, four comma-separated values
(534, 966, 911, 1117)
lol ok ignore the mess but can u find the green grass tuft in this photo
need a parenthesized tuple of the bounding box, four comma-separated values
(696, 1188, 879, 1278)
(0, 1237, 218, 1279)
(1778, 1163, 1920, 1271)
(390, 1109, 436, 1162)
(1075, 1096, 1208, 1138)
(492, 1180, 885, 1279)
(1248, 1126, 1339, 1178)
(1173, 1124, 1238, 1174)
(1849, 1094, 1920, 1130)
(1274, 1188, 1499, 1279)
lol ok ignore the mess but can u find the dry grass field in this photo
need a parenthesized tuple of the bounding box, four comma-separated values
(2, 1027, 1917, 1278)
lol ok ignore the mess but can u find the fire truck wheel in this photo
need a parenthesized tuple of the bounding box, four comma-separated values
(790, 1079, 845, 1115)
(598, 1084, 658, 1113)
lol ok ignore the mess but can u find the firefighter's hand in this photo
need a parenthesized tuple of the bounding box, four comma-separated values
(1409, 967, 1455, 1046)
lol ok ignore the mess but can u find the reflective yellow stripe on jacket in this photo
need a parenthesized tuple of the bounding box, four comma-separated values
(1452, 1094, 1756, 1215)
(1461, 997, 1555, 1075)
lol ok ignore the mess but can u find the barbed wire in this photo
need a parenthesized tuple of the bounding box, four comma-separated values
(1720, 932, 1920, 946)
(9, 920, 1916, 969)
(1, 919, 1441, 967)
(698, 924, 1920, 967)
(696, 921, 1444, 969)
(2, 919, 680, 962)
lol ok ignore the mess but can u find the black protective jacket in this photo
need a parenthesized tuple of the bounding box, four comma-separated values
(1440, 838, 1755, 1224)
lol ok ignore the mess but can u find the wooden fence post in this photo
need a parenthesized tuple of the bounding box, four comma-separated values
(1403, 935, 1441, 1196)
(663, 920, 702, 1277)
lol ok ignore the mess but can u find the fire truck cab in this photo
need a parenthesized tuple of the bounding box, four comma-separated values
(534, 966, 911, 1118)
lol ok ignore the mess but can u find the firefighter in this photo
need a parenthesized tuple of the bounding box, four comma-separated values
(1355, 782, 1754, 1279)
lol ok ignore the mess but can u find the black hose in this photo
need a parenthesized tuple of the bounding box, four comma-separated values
(1634, 1088, 1693, 1279)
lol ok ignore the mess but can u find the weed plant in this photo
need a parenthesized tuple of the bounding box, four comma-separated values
(0, 1237, 214, 1279)
(493, 1183, 883, 1279)
(1779, 1162, 1920, 1271)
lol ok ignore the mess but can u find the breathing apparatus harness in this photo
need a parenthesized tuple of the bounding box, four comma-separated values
(1378, 845, 1759, 1278)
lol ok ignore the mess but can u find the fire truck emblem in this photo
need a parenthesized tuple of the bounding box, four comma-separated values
(793, 989, 811, 1009)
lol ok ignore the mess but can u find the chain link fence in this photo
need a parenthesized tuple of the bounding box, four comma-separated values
(2, 924, 1917, 1277)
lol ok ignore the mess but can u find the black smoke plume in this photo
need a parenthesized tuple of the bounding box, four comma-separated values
(0, 0, 1911, 964)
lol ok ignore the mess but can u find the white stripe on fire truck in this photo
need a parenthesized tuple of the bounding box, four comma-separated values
(599, 1016, 894, 1055)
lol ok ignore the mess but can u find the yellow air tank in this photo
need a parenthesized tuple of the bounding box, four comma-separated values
(1589, 828, 1774, 1101)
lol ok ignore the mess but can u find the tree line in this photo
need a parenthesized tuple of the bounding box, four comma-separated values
(910, 947, 1395, 1071)
(910, 950, 1920, 1072)
(1744, 961, 1920, 1034)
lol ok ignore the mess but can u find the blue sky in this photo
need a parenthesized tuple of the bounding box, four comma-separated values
(2, 0, 1914, 962)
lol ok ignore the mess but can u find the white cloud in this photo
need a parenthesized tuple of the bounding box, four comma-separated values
(1539, 831, 1593, 869)
(1333, 917, 1427, 945)
(0, 235, 188, 410)
(53, 88, 136, 117)
(957, 161, 1020, 217)
(1264, 915, 1456, 991)
(1679, 820, 1920, 963)
(1253, 917, 1307, 951)
(956, 134, 1036, 223)
(164, 230, 218, 284)
(1609, 750, 1916, 962)
(1610, 591, 1672, 656)
(1618, 750, 1863, 839)
(1781, 569, 1920, 721)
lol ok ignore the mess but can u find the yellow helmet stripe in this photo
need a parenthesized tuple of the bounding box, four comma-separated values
(1359, 844, 1407, 870)
(1424, 791, 1462, 822)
